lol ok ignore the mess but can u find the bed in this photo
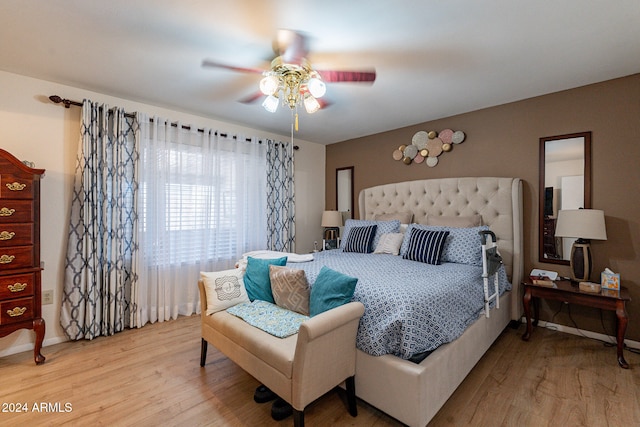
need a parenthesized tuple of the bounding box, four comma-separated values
(310, 177, 523, 426)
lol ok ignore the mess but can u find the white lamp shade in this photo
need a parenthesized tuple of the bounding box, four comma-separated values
(321, 210, 343, 227)
(303, 94, 320, 114)
(307, 77, 326, 98)
(262, 95, 279, 113)
(555, 209, 607, 240)
(259, 75, 279, 96)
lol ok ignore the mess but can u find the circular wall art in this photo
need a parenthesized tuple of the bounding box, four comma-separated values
(393, 129, 466, 167)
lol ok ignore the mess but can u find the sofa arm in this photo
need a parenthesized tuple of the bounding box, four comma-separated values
(300, 301, 365, 341)
(291, 301, 365, 409)
(197, 279, 207, 316)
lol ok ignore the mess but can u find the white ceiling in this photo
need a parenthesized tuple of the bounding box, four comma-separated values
(1, 0, 639, 144)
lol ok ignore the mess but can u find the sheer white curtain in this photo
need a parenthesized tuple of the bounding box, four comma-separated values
(132, 114, 267, 325)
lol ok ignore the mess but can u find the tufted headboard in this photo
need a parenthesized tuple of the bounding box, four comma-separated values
(359, 177, 523, 319)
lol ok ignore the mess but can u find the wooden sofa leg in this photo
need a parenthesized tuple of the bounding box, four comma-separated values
(293, 409, 304, 427)
(200, 338, 208, 367)
(346, 376, 357, 417)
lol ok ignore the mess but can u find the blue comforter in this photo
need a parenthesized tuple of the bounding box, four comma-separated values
(291, 250, 511, 359)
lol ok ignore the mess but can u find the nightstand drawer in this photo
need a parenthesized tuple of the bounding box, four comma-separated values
(0, 200, 34, 223)
(0, 273, 35, 299)
(0, 246, 34, 270)
(0, 297, 34, 325)
(0, 223, 33, 247)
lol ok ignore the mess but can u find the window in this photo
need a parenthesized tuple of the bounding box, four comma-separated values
(139, 129, 267, 268)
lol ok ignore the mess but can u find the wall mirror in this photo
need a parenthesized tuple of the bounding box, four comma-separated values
(539, 131, 591, 265)
(336, 166, 354, 220)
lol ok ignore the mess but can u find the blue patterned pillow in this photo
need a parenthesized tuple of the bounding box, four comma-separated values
(340, 219, 400, 251)
(402, 228, 449, 264)
(343, 225, 377, 253)
(400, 224, 489, 265)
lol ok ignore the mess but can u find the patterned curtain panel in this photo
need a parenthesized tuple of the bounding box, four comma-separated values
(266, 139, 295, 252)
(60, 100, 139, 340)
(132, 115, 268, 326)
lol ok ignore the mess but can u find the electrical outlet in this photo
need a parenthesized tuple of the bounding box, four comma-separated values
(42, 290, 54, 305)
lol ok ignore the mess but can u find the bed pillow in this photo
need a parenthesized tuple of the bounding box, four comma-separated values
(269, 265, 310, 315)
(343, 225, 377, 253)
(340, 219, 400, 251)
(402, 229, 449, 265)
(244, 256, 288, 303)
(373, 211, 414, 224)
(374, 232, 404, 255)
(400, 224, 489, 265)
(201, 269, 250, 315)
(309, 266, 358, 316)
(425, 214, 482, 228)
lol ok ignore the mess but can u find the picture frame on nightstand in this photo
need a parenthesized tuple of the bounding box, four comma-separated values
(323, 238, 340, 251)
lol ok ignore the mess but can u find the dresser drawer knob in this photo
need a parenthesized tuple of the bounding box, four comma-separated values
(0, 207, 15, 217)
(6, 182, 27, 191)
(6, 307, 27, 317)
(0, 231, 15, 240)
(8, 282, 27, 292)
(0, 255, 15, 264)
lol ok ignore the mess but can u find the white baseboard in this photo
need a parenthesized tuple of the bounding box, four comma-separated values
(520, 317, 640, 350)
(0, 336, 68, 359)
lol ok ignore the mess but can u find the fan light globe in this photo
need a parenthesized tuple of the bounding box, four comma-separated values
(262, 95, 279, 113)
(307, 77, 326, 98)
(303, 94, 320, 114)
(259, 75, 279, 96)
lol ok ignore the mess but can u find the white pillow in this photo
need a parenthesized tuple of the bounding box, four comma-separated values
(374, 233, 405, 255)
(201, 269, 250, 315)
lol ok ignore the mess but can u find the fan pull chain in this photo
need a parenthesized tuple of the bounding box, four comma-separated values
(295, 112, 299, 132)
(290, 111, 294, 147)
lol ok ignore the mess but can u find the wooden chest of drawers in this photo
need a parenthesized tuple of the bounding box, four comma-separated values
(0, 148, 45, 364)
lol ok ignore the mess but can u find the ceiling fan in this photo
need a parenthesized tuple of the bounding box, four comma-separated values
(202, 29, 376, 129)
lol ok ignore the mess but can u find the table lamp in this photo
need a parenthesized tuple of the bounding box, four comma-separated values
(555, 209, 607, 282)
(321, 210, 343, 240)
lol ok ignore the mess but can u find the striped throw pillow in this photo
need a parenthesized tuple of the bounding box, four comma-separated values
(343, 225, 377, 253)
(402, 229, 450, 264)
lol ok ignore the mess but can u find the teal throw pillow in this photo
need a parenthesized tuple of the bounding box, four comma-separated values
(244, 256, 287, 303)
(309, 266, 358, 316)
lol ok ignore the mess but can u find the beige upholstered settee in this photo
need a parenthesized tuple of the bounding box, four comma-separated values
(198, 280, 365, 427)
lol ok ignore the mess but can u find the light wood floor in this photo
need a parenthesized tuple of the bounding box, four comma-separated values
(1, 316, 639, 426)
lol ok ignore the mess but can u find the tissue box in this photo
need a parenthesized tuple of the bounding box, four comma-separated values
(601, 271, 620, 291)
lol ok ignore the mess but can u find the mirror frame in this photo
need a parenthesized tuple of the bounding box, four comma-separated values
(538, 131, 592, 265)
(336, 166, 354, 217)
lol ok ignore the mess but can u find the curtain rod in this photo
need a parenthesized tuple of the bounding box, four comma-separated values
(48, 95, 299, 150)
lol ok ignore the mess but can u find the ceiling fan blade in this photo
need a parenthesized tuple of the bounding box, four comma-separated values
(273, 29, 309, 64)
(202, 59, 264, 74)
(239, 91, 264, 104)
(316, 69, 376, 83)
(317, 98, 332, 110)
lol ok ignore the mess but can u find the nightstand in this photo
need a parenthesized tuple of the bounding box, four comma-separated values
(522, 279, 631, 368)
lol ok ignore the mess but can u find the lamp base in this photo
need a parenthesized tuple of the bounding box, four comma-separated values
(569, 241, 592, 282)
(323, 227, 339, 241)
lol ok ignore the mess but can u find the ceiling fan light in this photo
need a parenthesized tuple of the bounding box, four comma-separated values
(303, 94, 320, 114)
(262, 95, 279, 113)
(259, 75, 279, 96)
(307, 77, 326, 98)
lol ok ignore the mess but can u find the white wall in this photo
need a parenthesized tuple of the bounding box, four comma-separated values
(0, 70, 325, 357)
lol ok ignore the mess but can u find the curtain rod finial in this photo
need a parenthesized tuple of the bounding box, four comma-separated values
(49, 95, 71, 108)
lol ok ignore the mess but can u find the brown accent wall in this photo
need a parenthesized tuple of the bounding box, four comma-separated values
(326, 74, 640, 342)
